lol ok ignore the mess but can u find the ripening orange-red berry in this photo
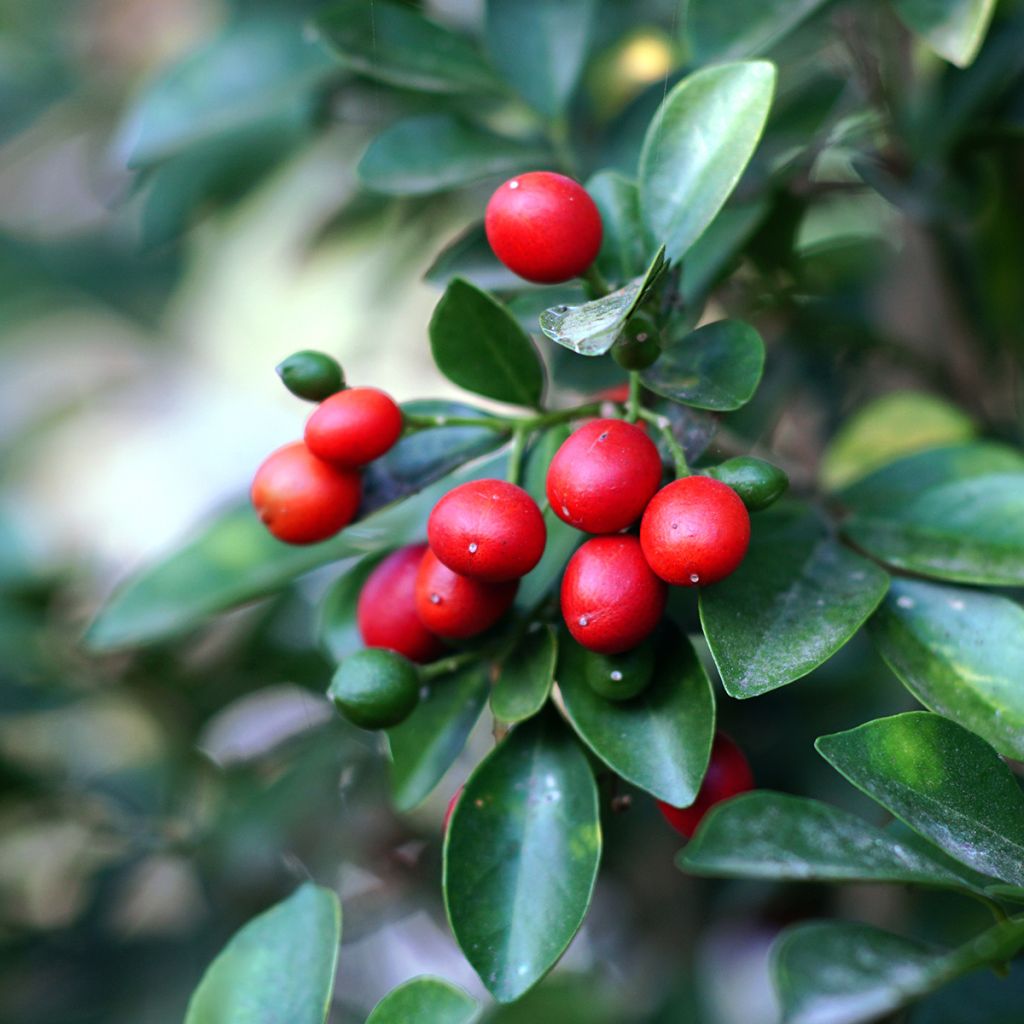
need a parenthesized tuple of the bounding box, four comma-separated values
(251, 441, 360, 545)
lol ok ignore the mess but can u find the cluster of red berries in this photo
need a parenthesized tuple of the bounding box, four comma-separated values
(552, 418, 751, 656)
(252, 169, 759, 839)
(251, 356, 404, 545)
(345, 417, 751, 674)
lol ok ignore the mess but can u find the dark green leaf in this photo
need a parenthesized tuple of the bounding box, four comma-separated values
(841, 443, 1024, 586)
(687, 0, 829, 63)
(444, 713, 601, 1003)
(425, 222, 521, 292)
(485, 0, 597, 118)
(366, 976, 478, 1024)
(700, 506, 890, 698)
(821, 391, 975, 491)
(430, 279, 546, 407)
(817, 712, 1024, 886)
(517, 511, 580, 612)
(184, 884, 340, 1024)
(314, 0, 500, 93)
(358, 115, 547, 196)
(680, 791, 987, 893)
(640, 319, 765, 411)
(87, 441, 507, 652)
(492, 626, 557, 724)
(681, 200, 769, 304)
(556, 628, 715, 806)
(538, 246, 666, 356)
(317, 553, 385, 662)
(387, 662, 489, 812)
(891, 0, 997, 68)
(514, 425, 581, 611)
(870, 579, 1024, 760)
(586, 171, 648, 284)
(772, 918, 1024, 1024)
(639, 62, 776, 261)
(118, 13, 336, 168)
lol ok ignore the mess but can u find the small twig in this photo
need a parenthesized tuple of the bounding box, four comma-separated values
(637, 407, 689, 477)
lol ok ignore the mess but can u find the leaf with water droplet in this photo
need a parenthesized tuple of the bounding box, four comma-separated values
(538, 246, 666, 356)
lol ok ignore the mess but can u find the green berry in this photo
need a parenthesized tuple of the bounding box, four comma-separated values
(583, 637, 656, 700)
(328, 648, 419, 729)
(612, 314, 661, 370)
(704, 456, 789, 511)
(276, 350, 345, 402)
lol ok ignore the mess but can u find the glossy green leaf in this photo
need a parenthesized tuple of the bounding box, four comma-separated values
(772, 918, 1024, 1024)
(699, 507, 890, 698)
(822, 391, 975, 491)
(841, 443, 1024, 586)
(485, 0, 597, 118)
(430, 279, 545, 408)
(640, 319, 765, 411)
(556, 628, 715, 806)
(492, 626, 557, 724)
(387, 662, 489, 812)
(870, 579, 1024, 760)
(817, 712, 1024, 887)
(891, 0, 997, 67)
(118, 13, 336, 168)
(366, 976, 479, 1024)
(586, 171, 648, 284)
(184, 884, 340, 1024)
(538, 246, 666, 356)
(444, 713, 601, 1003)
(317, 553, 384, 662)
(314, 0, 500, 93)
(86, 415, 506, 651)
(358, 115, 547, 196)
(687, 0, 829, 63)
(680, 792, 986, 893)
(639, 62, 776, 261)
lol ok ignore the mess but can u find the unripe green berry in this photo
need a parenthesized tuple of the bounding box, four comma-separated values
(583, 636, 656, 700)
(328, 648, 419, 729)
(276, 350, 345, 402)
(612, 314, 661, 370)
(704, 456, 788, 511)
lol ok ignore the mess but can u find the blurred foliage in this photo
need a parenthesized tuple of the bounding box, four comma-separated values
(1, 0, 1023, 1021)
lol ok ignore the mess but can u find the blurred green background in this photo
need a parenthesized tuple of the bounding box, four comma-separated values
(2, 0, 1023, 1021)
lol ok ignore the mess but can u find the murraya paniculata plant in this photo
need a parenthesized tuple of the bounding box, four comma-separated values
(91, 0, 1024, 1021)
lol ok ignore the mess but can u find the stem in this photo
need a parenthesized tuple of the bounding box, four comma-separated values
(582, 262, 612, 299)
(638, 407, 689, 477)
(507, 427, 528, 485)
(420, 651, 477, 681)
(404, 401, 603, 435)
(626, 372, 642, 424)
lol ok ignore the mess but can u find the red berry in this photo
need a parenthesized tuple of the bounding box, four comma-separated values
(546, 419, 663, 534)
(357, 544, 445, 663)
(415, 549, 518, 639)
(305, 387, 403, 467)
(640, 476, 750, 586)
(561, 535, 666, 654)
(485, 172, 603, 284)
(428, 479, 546, 582)
(251, 442, 360, 545)
(657, 733, 754, 838)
